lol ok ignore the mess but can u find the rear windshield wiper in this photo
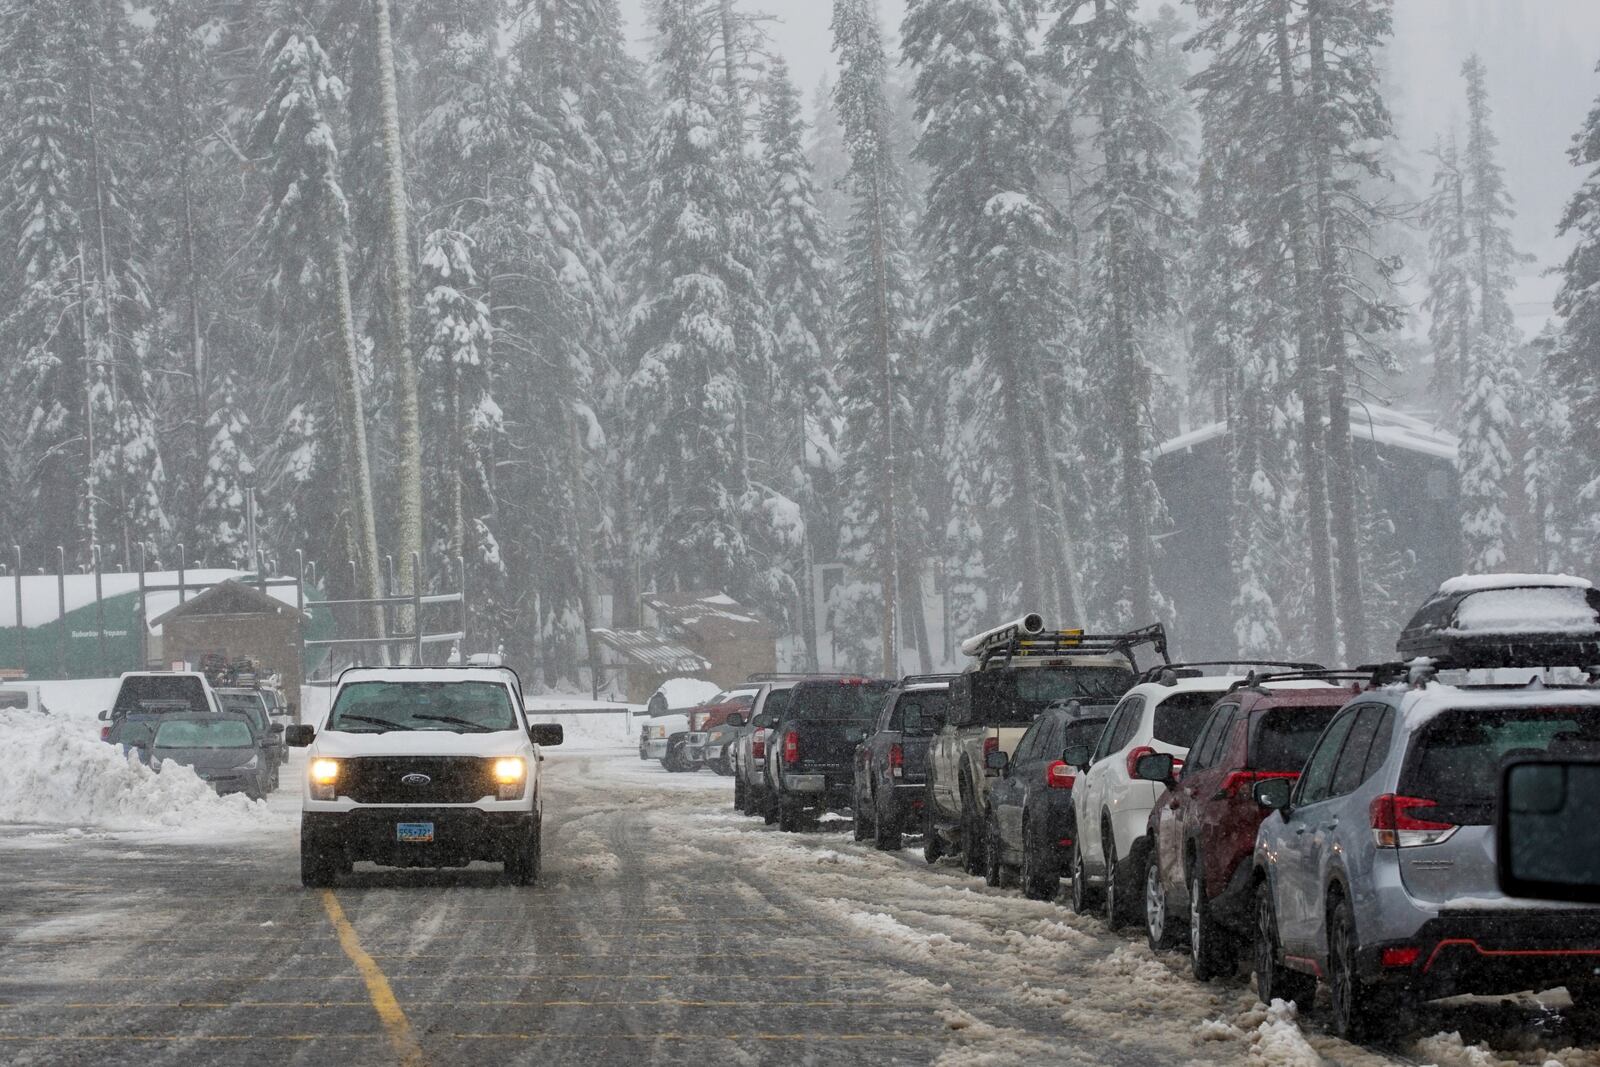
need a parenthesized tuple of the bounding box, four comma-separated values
(335, 714, 413, 732)
(411, 713, 494, 732)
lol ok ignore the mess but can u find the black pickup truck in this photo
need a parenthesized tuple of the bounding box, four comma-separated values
(764, 677, 894, 832)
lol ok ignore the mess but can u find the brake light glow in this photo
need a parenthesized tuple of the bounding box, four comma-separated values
(983, 736, 998, 760)
(783, 729, 799, 765)
(1217, 769, 1300, 799)
(1370, 794, 1457, 848)
(889, 743, 904, 778)
(751, 731, 766, 760)
(1381, 946, 1420, 968)
(1046, 760, 1074, 789)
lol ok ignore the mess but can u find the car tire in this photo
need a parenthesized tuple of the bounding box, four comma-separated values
(743, 784, 761, 818)
(778, 797, 802, 833)
(1020, 817, 1059, 901)
(1253, 879, 1315, 1007)
(959, 778, 985, 876)
(1104, 825, 1139, 930)
(1565, 987, 1600, 1032)
(922, 788, 944, 865)
(852, 783, 870, 842)
(874, 787, 903, 852)
(1146, 848, 1181, 952)
(300, 838, 339, 889)
(505, 818, 542, 886)
(1327, 898, 1403, 1040)
(1188, 859, 1233, 981)
(734, 776, 746, 811)
(1071, 839, 1102, 914)
(984, 811, 1004, 888)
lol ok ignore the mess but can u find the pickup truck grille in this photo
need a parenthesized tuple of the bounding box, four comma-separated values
(339, 757, 496, 804)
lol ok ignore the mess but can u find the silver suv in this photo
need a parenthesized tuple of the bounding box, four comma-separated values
(1251, 680, 1600, 1039)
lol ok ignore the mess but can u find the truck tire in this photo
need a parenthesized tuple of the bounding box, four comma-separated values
(922, 788, 944, 865)
(874, 786, 903, 852)
(300, 837, 339, 888)
(734, 776, 746, 812)
(852, 782, 870, 842)
(959, 777, 985, 876)
(778, 796, 803, 833)
(505, 818, 542, 886)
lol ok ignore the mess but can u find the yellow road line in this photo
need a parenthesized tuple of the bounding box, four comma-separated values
(8, 999, 903, 1011)
(0, 1032, 932, 1044)
(319, 890, 426, 1067)
(0, 973, 826, 985)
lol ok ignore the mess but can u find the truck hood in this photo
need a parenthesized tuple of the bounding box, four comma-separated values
(314, 728, 528, 758)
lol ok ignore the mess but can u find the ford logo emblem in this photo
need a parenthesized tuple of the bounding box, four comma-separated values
(401, 773, 432, 786)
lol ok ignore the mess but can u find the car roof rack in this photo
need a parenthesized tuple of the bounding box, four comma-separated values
(744, 672, 855, 682)
(1225, 663, 1409, 694)
(974, 623, 1170, 672)
(1134, 660, 1324, 687)
(1397, 579, 1600, 670)
(899, 672, 959, 687)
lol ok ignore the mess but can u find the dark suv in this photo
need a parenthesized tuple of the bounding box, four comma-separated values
(765, 677, 894, 831)
(853, 677, 951, 851)
(1140, 676, 1352, 976)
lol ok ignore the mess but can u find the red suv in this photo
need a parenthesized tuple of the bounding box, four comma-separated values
(1139, 676, 1357, 978)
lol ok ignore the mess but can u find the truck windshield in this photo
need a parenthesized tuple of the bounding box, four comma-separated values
(327, 681, 518, 733)
(791, 682, 894, 721)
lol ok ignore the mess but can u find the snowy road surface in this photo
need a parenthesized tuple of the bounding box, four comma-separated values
(3, 744, 1599, 1065)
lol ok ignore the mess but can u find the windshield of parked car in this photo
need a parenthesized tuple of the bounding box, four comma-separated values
(218, 695, 267, 729)
(1014, 666, 1136, 702)
(154, 719, 254, 749)
(790, 682, 894, 721)
(1152, 692, 1229, 748)
(1061, 717, 1110, 753)
(112, 676, 210, 718)
(755, 688, 793, 727)
(1249, 704, 1344, 771)
(1402, 706, 1600, 823)
(327, 681, 518, 733)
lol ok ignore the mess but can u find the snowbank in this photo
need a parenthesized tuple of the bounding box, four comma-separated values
(0, 710, 290, 834)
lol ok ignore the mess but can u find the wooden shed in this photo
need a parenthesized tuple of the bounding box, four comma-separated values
(590, 592, 777, 702)
(150, 580, 308, 713)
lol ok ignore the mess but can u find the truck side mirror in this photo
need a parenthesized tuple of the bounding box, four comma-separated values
(284, 725, 315, 747)
(724, 712, 745, 728)
(529, 723, 565, 747)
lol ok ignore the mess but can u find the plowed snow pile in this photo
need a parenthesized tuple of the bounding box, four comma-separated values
(0, 711, 289, 833)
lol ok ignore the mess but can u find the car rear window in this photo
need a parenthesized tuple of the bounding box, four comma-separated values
(1062, 717, 1110, 752)
(1249, 705, 1343, 772)
(154, 719, 254, 748)
(1401, 706, 1600, 823)
(790, 682, 894, 721)
(755, 688, 793, 726)
(1014, 666, 1136, 703)
(113, 676, 210, 718)
(1152, 692, 1226, 748)
(892, 690, 949, 732)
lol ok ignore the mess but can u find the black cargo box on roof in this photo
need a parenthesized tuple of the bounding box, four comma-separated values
(1396, 576, 1600, 669)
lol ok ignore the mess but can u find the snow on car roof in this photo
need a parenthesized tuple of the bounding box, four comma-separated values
(1128, 676, 1243, 700)
(1398, 679, 1600, 730)
(1437, 573, 1592, 595)
(335, 666, 519, 687)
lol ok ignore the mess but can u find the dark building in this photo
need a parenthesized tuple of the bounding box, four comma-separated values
(1150, 404, 1460, 659)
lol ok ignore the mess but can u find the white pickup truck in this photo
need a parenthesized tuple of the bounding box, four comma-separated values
(286, 666, 563, 887)
(923, 619, 1163, 875)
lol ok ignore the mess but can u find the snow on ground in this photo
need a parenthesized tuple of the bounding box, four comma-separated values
(0, 709, 294, 839)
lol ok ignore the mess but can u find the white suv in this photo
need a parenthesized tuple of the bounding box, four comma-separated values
(1069, 673, 1238, 925)
(287, 666, 563, 887)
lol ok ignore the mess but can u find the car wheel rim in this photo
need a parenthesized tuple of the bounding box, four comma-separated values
(1255, 893, 1274, 997)
(1073, 850, 1084, 909)
(1105, 838, 1117, 920)
(1331, 915, 1353, 1030)
(1147, 863, 1165, 943)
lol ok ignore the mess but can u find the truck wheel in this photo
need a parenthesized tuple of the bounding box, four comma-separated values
(300, 837, 339, 888)
(763, 785, 778, 825)
(984, 811, 1005, 888)
(922, 790, 944, 865)
(505, 818, 542, 886)
(874, 788, 903, 852)
(778, 797, 802, 833)
(852, 783, 870, 842)
(743, 783, 761, 818)
(734, 777, 746, 812)
(959, 778, 985, 876)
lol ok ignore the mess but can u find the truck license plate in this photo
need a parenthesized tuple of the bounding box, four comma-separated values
(396, 822, 434, 843)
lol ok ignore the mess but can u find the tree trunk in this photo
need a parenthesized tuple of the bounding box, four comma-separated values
(329, 236, 385, 645)
(870, 163, 898, 678)
(1307, 2, 1366, 663)
(374, 0, 423, 651)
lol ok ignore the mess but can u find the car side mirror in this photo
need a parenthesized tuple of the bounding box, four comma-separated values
(724, 712, 745, 728)
(1062, 744, 1091, 770)
(270, 723, 285, 735)
(1498, 758, 1600, 902)
(1134, 751, 1175, 784)
(1253, 777, 1293, 813)
(284, 725, 315, 747)
(984, 749, 1009, 773)
(529, 723, 565, 747)
(97, 709, 110, 721)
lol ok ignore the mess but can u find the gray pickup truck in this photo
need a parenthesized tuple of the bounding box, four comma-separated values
(853, 676, 952, 850)
(764, 677, 895, 831)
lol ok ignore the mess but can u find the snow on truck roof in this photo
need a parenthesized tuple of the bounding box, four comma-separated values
(334, 666, 521, 689)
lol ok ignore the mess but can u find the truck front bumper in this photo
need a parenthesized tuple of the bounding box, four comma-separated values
(302, 808, 536, 868)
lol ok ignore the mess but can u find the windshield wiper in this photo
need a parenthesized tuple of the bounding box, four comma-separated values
(336, 714, 413, 732)
(411, 713, 494, 732)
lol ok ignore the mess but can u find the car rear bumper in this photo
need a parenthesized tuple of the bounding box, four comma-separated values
(303, 809, 535, 867)
(783, 772, 852, 807)
(1367, 910, 1600, 997)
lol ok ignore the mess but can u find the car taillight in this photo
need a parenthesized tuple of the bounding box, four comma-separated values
(889, 743, 904, 778)
(983, 736, 998, 763)
(783, 730, 799, 765)
(1217, 769, 1299, 799)
(100, 726, 111, 742)
(1381, 946, 1420, 968)
(1369, 794, 1457, 848)
(752, 731, 766, 760)
(1046, 760, 1074, 789)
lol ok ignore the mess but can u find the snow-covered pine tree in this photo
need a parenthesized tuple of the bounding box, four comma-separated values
(194, 371, 256, 565)
(759, 57, 840, 669)
(903, 0, 1078, 636)
(1456, 55, 1527, 574)
(1423, 131, 1472, 426)
(248, 15, 383, 630)
(1552, 59, 1600, 566)
(1048, 0, 1183, 627)
(809, 75, 852, 237)
(624, 0, 768, 607)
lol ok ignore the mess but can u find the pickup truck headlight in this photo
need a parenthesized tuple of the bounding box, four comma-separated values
(310, 758, 340, 801)
(493, 757, 526, 800)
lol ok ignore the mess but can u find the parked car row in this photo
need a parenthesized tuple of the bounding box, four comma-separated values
(98, 670, 284, 800)
(723, 576, 1600, 1041)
